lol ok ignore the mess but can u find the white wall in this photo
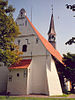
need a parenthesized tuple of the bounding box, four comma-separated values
(46, 56, 63, 96)
(27, 56, 49, 95)
(0, 63, 8, 93)
(16, 17, 35, 36)
(15, 16, 47, 58)
(15, 35, 47, 57)
(7, 69, 27, 95)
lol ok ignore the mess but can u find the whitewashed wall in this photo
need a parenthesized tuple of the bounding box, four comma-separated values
(15, 16, 47, 58)
(7, 69, 27, 95)
(46, 56, 63, 96)
(0, 63, 8, 93)
(27, 56, 49, 95)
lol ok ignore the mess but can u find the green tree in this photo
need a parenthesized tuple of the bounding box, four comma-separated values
(0, 0, 22, 66)
(66, 4, 75, 12)
(66, 4, 75, 44)
(63, 53, 75, 92)
(65, 37, 75, 45)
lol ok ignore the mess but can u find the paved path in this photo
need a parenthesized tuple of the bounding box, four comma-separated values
(1, 94, 75, 98)
(67, 94, 75, 98)
(8, 94, 66, 98)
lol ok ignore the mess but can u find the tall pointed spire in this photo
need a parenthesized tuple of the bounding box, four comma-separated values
(48, 8, 56, 49)
(48, 13, 56, 35)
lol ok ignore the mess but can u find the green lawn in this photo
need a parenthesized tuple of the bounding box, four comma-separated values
(0, 96, 75, 100)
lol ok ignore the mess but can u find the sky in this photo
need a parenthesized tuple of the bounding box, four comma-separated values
(8, 0, 75, 56)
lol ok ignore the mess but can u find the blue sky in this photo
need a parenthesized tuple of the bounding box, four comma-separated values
(8, 0, 75, 55)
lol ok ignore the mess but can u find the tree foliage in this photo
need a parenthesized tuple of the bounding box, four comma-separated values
(66, 4, 75, 12)
(63, 53, 75, 83)
(65, 4, 75, 45)
(0, 0, 22, 66)
(65, 37, 75, 45)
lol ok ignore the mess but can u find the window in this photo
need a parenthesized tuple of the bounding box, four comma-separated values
(9, 75, 12, 82)
(22, 45, 27, 52)
(26, 39, 30, 44)
(49, 35, 51, 40)
(21, 11, 23, 17)
(17, 73, 19, 77)
(36, 38, 39, 44)
(25, 20, 27, 26)
(18, 40, 20, 45)
(24, 69, 27, 78)
(52, 35, 55, 41)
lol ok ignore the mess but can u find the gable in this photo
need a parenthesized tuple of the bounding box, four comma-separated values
(16, 17, 35, 36)
(26, 16, 63, 64)
(15, 16, 47, 58)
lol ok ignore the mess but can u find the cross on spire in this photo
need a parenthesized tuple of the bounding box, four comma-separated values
(51, 5, 53, 14)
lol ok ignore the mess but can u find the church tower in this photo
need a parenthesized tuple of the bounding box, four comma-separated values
(48, 12, 56, 49)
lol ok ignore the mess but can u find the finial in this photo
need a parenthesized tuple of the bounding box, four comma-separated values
(51, 5, 53, 14)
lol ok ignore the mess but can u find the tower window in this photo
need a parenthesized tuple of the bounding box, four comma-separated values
(22, 45, 27, 52)
(52, 35, 54, 39)
(49, 36, 51, 40)
(52, 35, 55, 41)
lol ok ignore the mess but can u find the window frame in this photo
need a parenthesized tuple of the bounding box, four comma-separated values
(22, 44, 27, 52)
(17, 73, 19, 77)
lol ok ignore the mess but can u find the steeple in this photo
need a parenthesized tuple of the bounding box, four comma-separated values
(48, 13, 56, 34)
(48, 12, 56, 49)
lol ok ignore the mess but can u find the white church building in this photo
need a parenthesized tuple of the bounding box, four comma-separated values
(0, 8, 65, 96)
(7, 8, 63, 96)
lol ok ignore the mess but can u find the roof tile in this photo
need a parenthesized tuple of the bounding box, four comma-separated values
(9, 59, 31, 69)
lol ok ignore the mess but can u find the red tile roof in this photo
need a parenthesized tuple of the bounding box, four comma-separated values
(8, 59, 31, 69)
(26, 16, 63, 64)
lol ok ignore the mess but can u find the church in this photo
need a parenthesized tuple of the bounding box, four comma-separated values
(7, 8, 63, 96)
(0, 8, 64, 96)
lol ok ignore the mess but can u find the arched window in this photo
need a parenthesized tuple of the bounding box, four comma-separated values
(17, 73, 19, 77)
(22, 45, 27, 52)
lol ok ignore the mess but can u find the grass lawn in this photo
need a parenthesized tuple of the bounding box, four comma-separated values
(0, 96, 75, 100)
